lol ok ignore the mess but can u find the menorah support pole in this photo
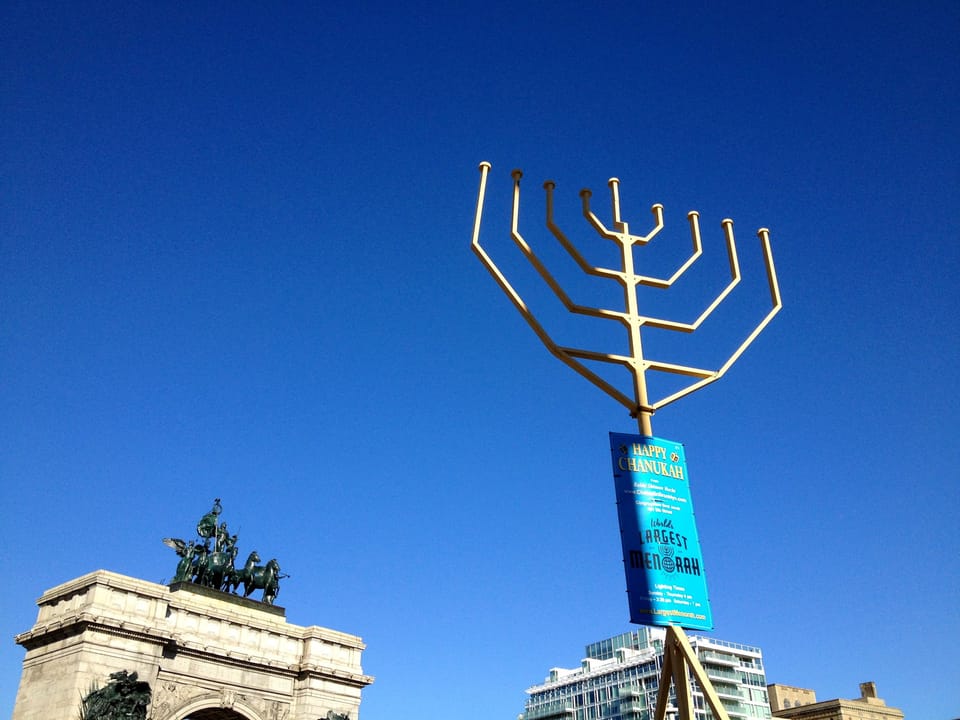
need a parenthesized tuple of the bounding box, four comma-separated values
(653, 626, 731, 720)
(635, 409, 653, 437)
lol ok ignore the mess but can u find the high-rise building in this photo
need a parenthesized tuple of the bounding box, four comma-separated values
(521, 627, 772, 720)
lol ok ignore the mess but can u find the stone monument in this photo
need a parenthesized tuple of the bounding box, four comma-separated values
(12, 500, 373, 720)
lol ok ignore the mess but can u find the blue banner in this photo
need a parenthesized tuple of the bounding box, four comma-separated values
(610, 433, 713, 630)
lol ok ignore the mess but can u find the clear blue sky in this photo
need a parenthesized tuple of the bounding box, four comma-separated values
(2, 2, 958, 719)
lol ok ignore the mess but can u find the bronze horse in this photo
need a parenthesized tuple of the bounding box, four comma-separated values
(242, 557, 285, 605)
(226, 551, 260, 593)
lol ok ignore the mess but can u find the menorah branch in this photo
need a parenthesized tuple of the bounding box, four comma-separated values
(633, 211, 702, 290)
(510, 171, 626, 322)
(545, 181, 609, 278)
(472, 162, 637, 413)
(641, 217, 742, 332)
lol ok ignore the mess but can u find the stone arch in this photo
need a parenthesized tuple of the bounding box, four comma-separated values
(13, 572, 371, 720)
(169, 693, 265, 720)
(183, 710, 251, 720)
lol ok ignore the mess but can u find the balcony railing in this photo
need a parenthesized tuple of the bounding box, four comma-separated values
(524, 707, 575, 720)
(714, 686, 746, 701)
(705, 666, 740, 682)
(700, 652, 740, 667)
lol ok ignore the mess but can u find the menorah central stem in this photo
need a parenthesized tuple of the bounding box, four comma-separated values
(636, 407, 653, 436)
(628, 317, 653, 436)
(617, 217, 653, 438)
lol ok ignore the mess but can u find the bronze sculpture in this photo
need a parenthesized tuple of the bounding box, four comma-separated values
(163, 499, 288, 604)
(79, 670, 151, 720)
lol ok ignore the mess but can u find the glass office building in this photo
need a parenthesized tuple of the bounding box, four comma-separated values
(521, 627, 772, 720)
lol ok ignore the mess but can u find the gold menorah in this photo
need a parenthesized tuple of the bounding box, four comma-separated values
(472, 161, 783, 720)
(471, 161, 782, 436)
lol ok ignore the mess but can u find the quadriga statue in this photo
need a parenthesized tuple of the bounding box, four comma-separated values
(162, 499, 288, 604)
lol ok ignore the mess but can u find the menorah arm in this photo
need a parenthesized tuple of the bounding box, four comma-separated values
(545, 180, 601, 276)
(640, 218, 743, 332)
(471, 236, 636, 411)
(580, 185, 707, 289)
(512, 218, 628, 322)
(507, 170, 631, 322)
(644, 233, 782, 412)
(553, 351, 637, 411)
(472, 163, 638, 413)
(633, 211, 704, 290)
(580, 188, 662, 246)
(545, 181, 634, 281)
(560, 347, 636, 365)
